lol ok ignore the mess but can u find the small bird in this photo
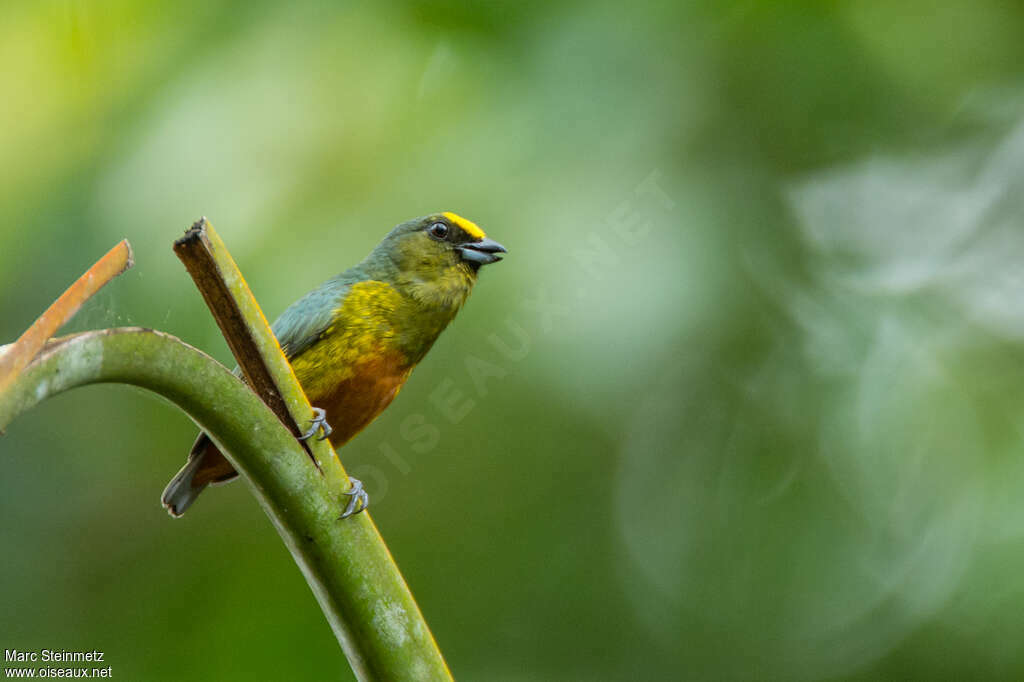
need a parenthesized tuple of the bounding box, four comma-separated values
(162, 212, 506, 517)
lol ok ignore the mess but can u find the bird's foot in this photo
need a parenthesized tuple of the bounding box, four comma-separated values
(299, 407, 333, 441)
(340, 478, 369, 519)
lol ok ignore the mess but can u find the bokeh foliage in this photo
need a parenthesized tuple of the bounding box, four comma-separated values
(4, 1, 1024, 679)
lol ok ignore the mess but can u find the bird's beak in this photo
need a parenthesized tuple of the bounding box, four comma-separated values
(458, 237, 507, 266)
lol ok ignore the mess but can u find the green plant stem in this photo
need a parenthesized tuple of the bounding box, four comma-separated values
(0, 328, 451, 682)
(171, 218, 341, 477)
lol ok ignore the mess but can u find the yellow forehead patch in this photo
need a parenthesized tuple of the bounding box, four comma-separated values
(442, 212, 486, 240)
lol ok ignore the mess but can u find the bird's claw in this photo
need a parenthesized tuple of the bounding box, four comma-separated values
(340, 477, 369, 519)
(299, 407, 332, 441)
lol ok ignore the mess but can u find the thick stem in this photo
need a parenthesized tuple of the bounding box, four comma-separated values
(0, 328, 451, 682)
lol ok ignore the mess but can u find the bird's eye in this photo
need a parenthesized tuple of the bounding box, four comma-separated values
(427, 222, 449, 240)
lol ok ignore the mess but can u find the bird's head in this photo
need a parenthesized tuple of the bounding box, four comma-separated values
(390, 212, 506, 272)
(372, 212, 507, 307)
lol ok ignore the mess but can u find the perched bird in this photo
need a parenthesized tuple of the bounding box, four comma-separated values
(162, 212, 506, 517)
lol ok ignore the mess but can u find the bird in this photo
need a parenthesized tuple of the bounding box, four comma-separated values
(162, 212, 507, 517)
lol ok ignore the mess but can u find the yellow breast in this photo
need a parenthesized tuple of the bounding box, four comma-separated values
(289, 281, 407, 401)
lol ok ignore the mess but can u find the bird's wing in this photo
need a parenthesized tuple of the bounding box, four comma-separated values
(271, 276, 355, 359)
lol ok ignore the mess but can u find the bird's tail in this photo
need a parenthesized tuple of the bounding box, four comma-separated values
(161, 434, 238, 517)
(161, 452, 208, 518)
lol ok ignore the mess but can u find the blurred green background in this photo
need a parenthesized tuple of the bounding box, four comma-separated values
(4, 1, 1024, 680)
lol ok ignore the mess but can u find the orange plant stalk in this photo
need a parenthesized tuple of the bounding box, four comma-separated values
(0, 240, 133, 396)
